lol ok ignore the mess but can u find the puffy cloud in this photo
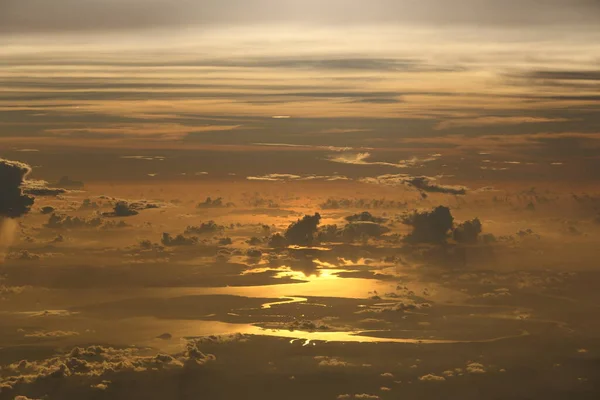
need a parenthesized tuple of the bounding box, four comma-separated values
(466, 362, 487, 374)
(0, 342, 215, 395)
(103, 201, 139, 217)
(418, 374, 446, 382)
(402, 206, 454, 244)
(0, 159, 34, 218)
(161, 233, 198, 246)
(345, 212, 386, 223)
(315, 356, 355, 368)
(284, 213, 322, 246)
(197, 197, 234, 208)
(184, 221, 225, 235)
(340, 222, 390, 242)
(268, 233, 288, 248)
(453, 218, 483, 243)
(45, 214, 103, 230)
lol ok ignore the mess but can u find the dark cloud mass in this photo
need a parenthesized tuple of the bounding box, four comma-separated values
(0, 159, 34, 218)
(405, 177, 467, 196)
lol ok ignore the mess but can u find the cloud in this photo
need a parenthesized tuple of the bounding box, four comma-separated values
(161, 233, 198, 246)
(329, 153, 440, 169)
(360, 174, 467, 195)
(321, 198, 407, 210)
(0, 342, 215, 395)
(285, 214, 322, 246)
(466, 362, 487, 374)
(402, 206, 454, 244)
(0, 159, 35, 218)
(453, 218, 483, 243)
(45, 214, 104, 230)
(22, 179, 67, 197)
(436, 116, 570, 130)
(404, 177, 467, 196)
(247, 174, 349, 182)
(345, 212, 387, 224)
(2, 0, 598, 34)
(22, 330, 80, 338)
(419, 374, 446, 382)
(527, 70, 600, 81)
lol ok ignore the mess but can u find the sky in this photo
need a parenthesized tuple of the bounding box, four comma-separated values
(1, 3, 600, 400)
(1, 0, 599, 161)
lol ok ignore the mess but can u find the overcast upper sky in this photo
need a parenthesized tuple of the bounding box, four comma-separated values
(0, 0, 598, 161)
(2, 0, 600, 34)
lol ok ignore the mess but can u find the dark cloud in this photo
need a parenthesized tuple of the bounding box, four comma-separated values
(0, 159, 35, 218)
(284, 213, 322, 246)
(184, 221, 225, 235)
(22, 180, 67, 197)
(402, 206, 454, 244)
(45, 213, 103, 229)
(345, 212, 387, 224)
(453, 218, 483, 244)
(103, 201, 139, 217)
(405, 177, 467, 196)
(525, 70, 600, 82)
(161, 232, 198, 246)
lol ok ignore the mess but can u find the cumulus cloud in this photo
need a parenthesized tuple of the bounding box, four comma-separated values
(0, 342, 215, 395)
(0, 159, 34, 219)
(45, 214, 103, 230)
(284, 213, 322, 246)
(184, 221, 224, 235)
(402, 206, 454, 244)
(419, 374, 446, 382)
(103, 201, 139, 217)
(466, 362, 487, 374)
(315, 356, 355, 368)
(197, 197, 234, 208)
(345, 211, 386, 223)
(453, 218, 483, 243)
(161, 232, 198, 246)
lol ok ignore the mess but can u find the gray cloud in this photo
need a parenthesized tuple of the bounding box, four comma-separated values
(0, 159, 35, 218)
(526, 70, 600, 81)
(1, 0, 598, 34)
